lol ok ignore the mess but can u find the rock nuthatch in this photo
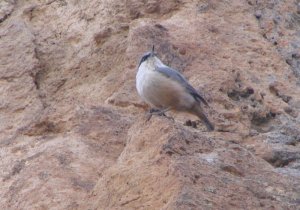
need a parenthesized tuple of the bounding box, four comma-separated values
(136, 46, 214, 131)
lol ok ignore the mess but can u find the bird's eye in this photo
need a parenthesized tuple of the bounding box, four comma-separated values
(142, 55, 148, 62)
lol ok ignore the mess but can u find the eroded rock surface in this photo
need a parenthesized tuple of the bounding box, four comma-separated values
(1, 0, 299, 209)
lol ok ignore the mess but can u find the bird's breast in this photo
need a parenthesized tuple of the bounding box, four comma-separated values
(136, 66, 154, 99)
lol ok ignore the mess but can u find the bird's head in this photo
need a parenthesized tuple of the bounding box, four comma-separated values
(138, 45, 160, 68)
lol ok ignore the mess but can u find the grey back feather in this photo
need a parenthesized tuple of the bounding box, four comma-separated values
(155, 66, 208, 106)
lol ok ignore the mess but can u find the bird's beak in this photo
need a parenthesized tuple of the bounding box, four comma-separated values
(151, 45, 155, 56)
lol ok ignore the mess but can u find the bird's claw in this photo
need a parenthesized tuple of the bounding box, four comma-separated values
(146, 108, 173, 121)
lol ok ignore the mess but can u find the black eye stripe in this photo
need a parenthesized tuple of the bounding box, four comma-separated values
(138, 52, 151, 68)
(142, 54, 150, 60)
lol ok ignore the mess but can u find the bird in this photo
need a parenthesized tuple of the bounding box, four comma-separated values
(136, 46, 214, 131)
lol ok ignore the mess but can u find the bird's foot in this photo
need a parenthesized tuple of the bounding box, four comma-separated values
(149, 108, 164, 114)
(146, 108, 173, 121)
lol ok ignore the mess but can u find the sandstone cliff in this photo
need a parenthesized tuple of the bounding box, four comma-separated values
(0, 0, 299, 209)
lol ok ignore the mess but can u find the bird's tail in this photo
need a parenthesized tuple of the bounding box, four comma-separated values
(192, 105, 214, 131)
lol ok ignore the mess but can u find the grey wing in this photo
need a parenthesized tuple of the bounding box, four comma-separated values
(155, 66, 208, 106)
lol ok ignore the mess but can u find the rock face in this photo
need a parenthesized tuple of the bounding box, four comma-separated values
(0, 0, 299, 209)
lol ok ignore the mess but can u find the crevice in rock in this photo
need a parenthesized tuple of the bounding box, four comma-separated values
(0, 0, 16, 23)
(220, 164, 244, 177)
(263, 150, 300, 168)
(269, 82, 292, 103)
(23, 119, 62, 136)
(29, 34, 54, 109)
(250, 110, 276, 126)
(227, 87, 254, 101)
(0, 11, 12, 23)
(2, 152, 43, 181)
